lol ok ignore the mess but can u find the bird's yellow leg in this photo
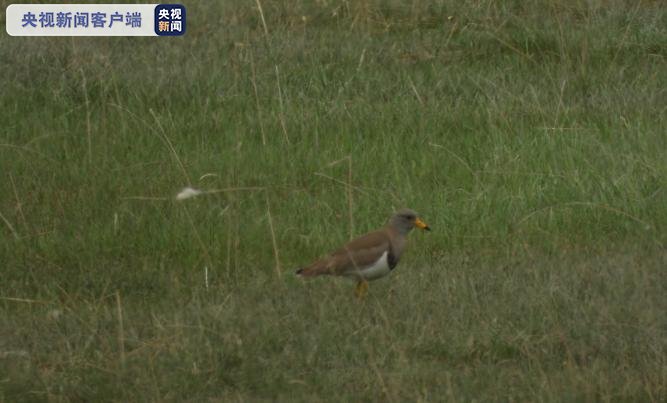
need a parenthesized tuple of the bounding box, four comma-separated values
(355, 280, 369, 299)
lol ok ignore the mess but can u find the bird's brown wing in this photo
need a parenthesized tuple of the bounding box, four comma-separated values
(298, 229, 390, 277)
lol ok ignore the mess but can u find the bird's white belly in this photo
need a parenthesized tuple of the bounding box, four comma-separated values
(348, 251, 391, 281)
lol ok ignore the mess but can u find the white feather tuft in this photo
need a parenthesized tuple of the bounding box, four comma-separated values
(176, 187, 203, 200)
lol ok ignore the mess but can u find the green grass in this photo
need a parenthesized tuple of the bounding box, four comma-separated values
(1, 0, 666, 401)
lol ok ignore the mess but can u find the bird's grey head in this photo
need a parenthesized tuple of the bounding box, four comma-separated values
(389, 208, 431, 235)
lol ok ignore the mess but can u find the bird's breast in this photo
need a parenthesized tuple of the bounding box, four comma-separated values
(352, 251, 392, 281)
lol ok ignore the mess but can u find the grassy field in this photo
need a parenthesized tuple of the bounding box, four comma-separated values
(1, 0, 666, 401)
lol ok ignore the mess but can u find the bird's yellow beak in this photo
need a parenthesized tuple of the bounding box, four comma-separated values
(415, 217, 431, 231)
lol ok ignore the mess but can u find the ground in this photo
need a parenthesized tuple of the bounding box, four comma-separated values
(1, 1, 666, 401)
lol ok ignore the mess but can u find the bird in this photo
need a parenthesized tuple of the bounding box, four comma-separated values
(296, 208, 430, 298)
